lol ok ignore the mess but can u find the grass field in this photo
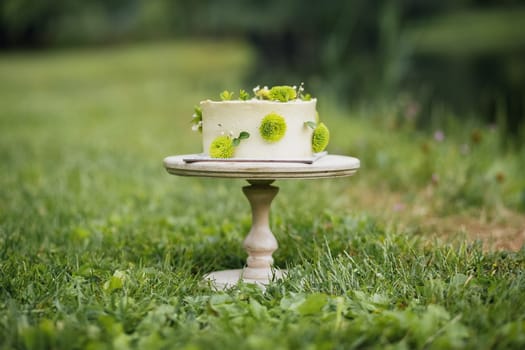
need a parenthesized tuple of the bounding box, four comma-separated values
(1, 40, 524, 349)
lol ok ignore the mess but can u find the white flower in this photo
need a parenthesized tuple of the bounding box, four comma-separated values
(253, 85, 260, 93)
(191, 120, 202, 132)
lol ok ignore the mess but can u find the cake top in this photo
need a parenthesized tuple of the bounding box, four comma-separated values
(189, 84, 330, 158)
(216, 84, 312, 102)
(191, 84, 314, 132)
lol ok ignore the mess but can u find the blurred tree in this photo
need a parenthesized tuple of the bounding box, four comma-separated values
(198, 0, 525, 136)
(404, 7, 525, 135)
(0, 0, 181, 47)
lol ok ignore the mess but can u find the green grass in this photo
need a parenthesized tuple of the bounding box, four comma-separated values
(1, 40, 524, 349)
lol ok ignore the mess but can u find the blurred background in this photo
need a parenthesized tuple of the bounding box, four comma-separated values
(1, 0, 525, 136)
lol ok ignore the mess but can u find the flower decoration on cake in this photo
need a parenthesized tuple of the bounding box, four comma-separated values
(220, 90, 234, 100)
(194, 84, 325, 159)
(305, 119, 330, 153)
(312, 122, 330, 153)
(191, 106, 203, 132)
(239, 89, 250, 100)
(259, 112, 287, 142)
(209, 135, 234, 158)
(209, 131, 250, 158)
(253, 85, 271, 100)
(251, 83, 311, 102)
(268, 85, 297, 102)
(192, 84, 313, 131)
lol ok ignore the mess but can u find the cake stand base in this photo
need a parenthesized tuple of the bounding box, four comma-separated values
(164, 155, 360, 290)
(202, 180, 286, 290)
(204, 268, 287, 290)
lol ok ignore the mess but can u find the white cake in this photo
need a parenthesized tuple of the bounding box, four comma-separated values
(190, 85, 330, 160)
(200, 99, 317, 160)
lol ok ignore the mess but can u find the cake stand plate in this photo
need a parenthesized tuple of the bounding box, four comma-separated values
(182, 151, 327, 164)
(164, 154, 360, 289)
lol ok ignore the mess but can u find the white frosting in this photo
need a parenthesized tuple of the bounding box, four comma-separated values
(200, 99, 317, 159)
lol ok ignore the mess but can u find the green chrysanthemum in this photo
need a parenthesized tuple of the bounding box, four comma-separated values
(268, 86, 297, 102)
(312, 122, 330, 153)
(209, 135, 234, 158)
(259, 113, 287, 142)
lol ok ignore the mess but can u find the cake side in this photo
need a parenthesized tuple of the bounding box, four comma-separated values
(201, 99, 317, 159)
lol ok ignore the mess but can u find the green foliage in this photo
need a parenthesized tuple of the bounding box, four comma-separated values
(301, 93, 312, 101)
(259, 112, 287, 142)
(0, 40, 524, 350)
(207, 85, 310, 102)
(192, 105, 203, 132)
(268, 85, 297, 102)
(209, 135, 234, 158)
(327, 98, 525, 213)
(304, 121, 317, 129)
(232, 131, 250, 147)
(220, 90, 234, 101)
(239, 89, 250, 100)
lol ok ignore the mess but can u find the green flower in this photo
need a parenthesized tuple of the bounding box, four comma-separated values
(268, 85, 297, 102)
(254, 86, 271, 100)
(209, 135, 234, 158)
(259, 113, 287, 142)
(312, 122, 330, 153)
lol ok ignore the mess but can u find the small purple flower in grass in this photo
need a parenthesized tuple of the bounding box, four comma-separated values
(393, 202, 405, 212)
(434, 130, 444, 142)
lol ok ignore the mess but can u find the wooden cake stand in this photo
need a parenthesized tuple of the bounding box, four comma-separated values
(163, 154, 360, 289)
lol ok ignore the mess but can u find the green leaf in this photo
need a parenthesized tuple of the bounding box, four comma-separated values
(238, 131, 250, 139)
(280, 293, 306, 311)
(305, 121, 317, 129)
(297, 293, 328, 316)
(232, 138, 240, 147)
(104, 276, 123, 292)
(239, 89, 250, 100)
(249, 298, 268, 320)
(194, 105, 202, 118)
(103, 270, 126, 292)
(220, 90, 234, 100)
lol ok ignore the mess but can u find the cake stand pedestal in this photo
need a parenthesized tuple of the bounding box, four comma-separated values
(163, 154, 360, 289)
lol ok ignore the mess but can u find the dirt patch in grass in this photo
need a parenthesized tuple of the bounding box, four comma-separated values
(346, 183, 525, 251)
(423, 211, 525, 251)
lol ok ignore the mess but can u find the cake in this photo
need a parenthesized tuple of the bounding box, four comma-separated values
(191, 85, 330, 160)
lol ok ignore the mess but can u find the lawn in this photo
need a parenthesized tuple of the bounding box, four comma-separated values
(1, 40, 524, 349)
